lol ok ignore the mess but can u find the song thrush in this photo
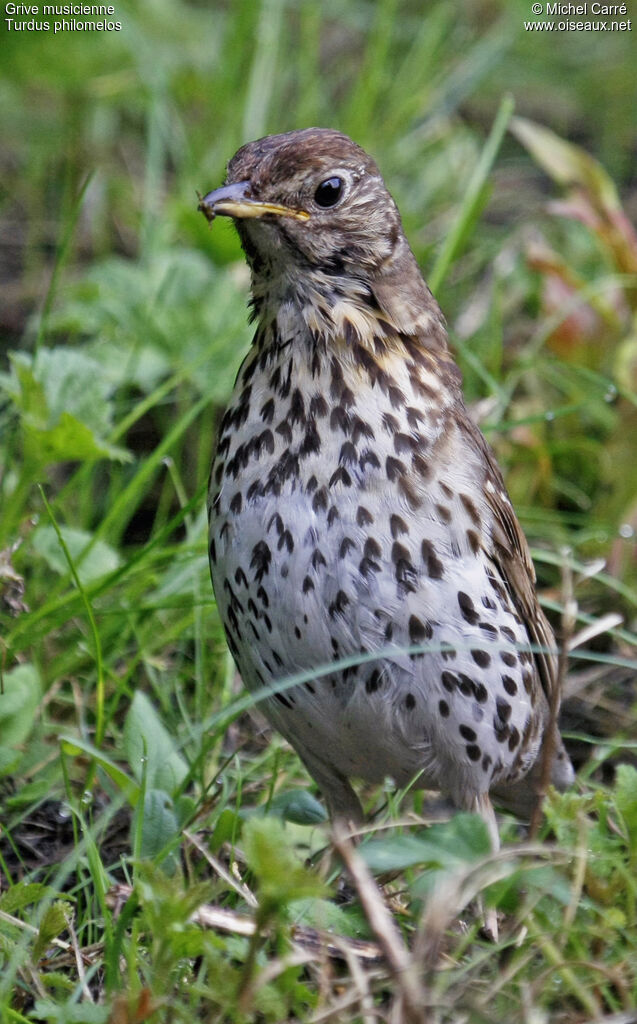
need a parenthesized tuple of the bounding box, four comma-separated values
(199, 128, 573, 852)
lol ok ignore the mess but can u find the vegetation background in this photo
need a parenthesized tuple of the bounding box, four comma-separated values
(1, 1, 636, 1021)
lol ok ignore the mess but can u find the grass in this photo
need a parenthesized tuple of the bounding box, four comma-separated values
(1, 1, 637, 1021)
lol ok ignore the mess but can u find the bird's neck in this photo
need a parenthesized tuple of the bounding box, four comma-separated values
(249, 252, 450, 365)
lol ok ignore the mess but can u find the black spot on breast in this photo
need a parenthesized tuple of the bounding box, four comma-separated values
(458, 591, 479, 625)
(260, 397, 275, 422)
(501, 651, 517, 667)
(327, 505, 340, 527)
(351, 417, 375, 444)
(289, 388, 306, 425)
(406, 406, 426, 429)
(311, 548, 327, 569)
(275, 692, 293, 709)
(459, 724, 477, 741)
(466, 744, 481, 762)
(366, 669, 382, 693)
(495, 696, 512, 723)
(256, 586, 269, 607)
(473, 681, 488, 703)
(409, 614, 432, 645)
(275, 420, 293, 444)
(460, 493, 481, 525)
(359, 556, 380, 578)
(339, 537, 356, 558)
(312, 488, 328, 513)
(502, 675, 518, 695)
(329, 590, 350, 617)
(250, 541, 271, 581)
(439, 699, 450, 717)
(234, 567, 248, 588)
(440, 482, 453, 499)
(404, 693, 416, 710)
(302, 576, 315, 594)
(412, 453, 429, 478)
(501, 626, 516, 643)
(386, 456, 407, 482)
(278, 530, 294, 554)
(421, 540, 444, 579)
(435, 503, 452, 523)
(364, 537, 382, 559)
(457, 673, 475, 697)
(441, 671, 457, 692)
(339, 441, 357, 465)
(357, 505, 374, 526)
(392, 543, 418, 594)
(466, 529, 481, 556)
(310, 394, 328, 418)
(394, 432, 416, 455)
(330, 406, 350, 433)
(471, 649, 491, 668)
(382, 411, 399, 434)
(390, 514, 409, 538)
(360, 449, 381, 472)
(508, 726, 520, 751)
(300, 421, 321, 457)
(329, 465, 352, 488)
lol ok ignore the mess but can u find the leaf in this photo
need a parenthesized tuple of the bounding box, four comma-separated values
(268, 789, 328, 825)
(133, 789, 180, 869)
(511, 116, 621, 212)
(33, 999, 110, 1024)
(33, 525, 121, 584)
(59, 734, 140, 806)
(614, 764, 637, 852)
(4, 348, 129, 464)
(123, 692, 188, 795)
(33, 901, 71, 962)
(360, 813, 491, 873)
(0, 882, 55, 915)
(242, 816, 324, 909)
(0, 664, 42, 770)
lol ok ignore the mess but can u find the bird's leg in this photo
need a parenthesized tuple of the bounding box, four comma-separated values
(300, 755, 364, 831)
(473, 791, 499, 941)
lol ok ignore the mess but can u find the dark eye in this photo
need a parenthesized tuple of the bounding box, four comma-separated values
(314, 176, 344, 208)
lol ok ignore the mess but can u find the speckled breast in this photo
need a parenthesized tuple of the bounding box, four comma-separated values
(207, 337, 544, 801)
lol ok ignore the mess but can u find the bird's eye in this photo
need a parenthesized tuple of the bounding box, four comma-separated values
(314, 176, 344, 208)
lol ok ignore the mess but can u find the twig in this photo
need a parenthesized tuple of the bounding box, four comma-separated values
(331, 821, 429, 1024)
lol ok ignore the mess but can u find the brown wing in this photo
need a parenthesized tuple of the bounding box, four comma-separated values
(462, 415, 558, 714)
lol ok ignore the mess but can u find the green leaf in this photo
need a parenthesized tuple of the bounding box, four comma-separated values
(32, 525, 121, 584)
(242, 816, 324, 909)
(0, 882, 55, 915)
(5, 348, 129, 464)
(123, 691, 188, 794)
(0, 664, 42, 770)
(360, 813, 491, 873)
(209, 807, 242, 852)
(614, 764, 637, 852)
(268, 789, 328, 825)
(33, 999, 110, 1024)
(33, 901, 72, 962)
(59, 734, 140, 806)
(133, 788, 180, 868)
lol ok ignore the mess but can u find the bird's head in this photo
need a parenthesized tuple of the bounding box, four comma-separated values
(198, 128, 412, 284)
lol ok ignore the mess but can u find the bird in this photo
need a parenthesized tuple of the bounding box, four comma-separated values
(199, 127, 574, 867)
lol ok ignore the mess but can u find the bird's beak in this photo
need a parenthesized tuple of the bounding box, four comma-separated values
(198, 181, 310, 223)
